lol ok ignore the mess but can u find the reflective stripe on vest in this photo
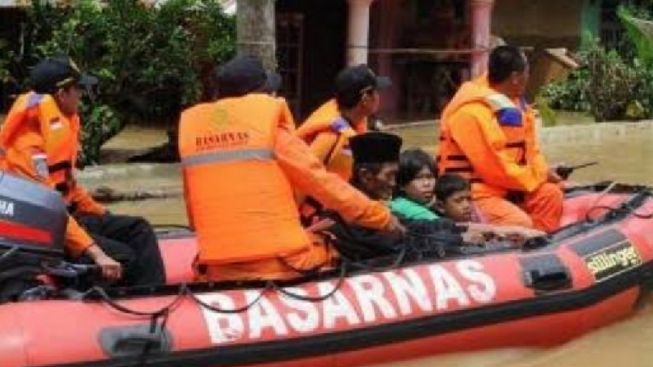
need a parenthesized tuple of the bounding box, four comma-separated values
(485, 93, 523, 127)
(182, 148, 274, 167)
(484, 94, 513, 111)
(26, 93, 45, 109)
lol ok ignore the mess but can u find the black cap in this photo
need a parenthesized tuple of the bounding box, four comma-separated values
(350, 132, 402, 165)
(30, 56, 98, 94)
(335, 64, 391, 109)
(216, 55, 282, 98)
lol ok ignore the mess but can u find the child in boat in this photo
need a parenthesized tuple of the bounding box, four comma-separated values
(388, 151, 539, 242)
(435, 173, 543, 243)
(389, 149, 439, 221)
(434, 173, 480, 223)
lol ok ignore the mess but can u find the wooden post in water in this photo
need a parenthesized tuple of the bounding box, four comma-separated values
(236, 0, 277, 70)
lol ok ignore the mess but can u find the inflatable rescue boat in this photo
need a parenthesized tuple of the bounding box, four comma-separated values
(0, 178, 652, 367)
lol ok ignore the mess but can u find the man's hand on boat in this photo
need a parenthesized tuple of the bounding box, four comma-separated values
(385, 214, 407, 236)
(549, 163, 580, 190)
(462, 223, 545, 246)
(84, 244, 123, 282)
(304, 214, 405, 236)
(548, 165, 564, 184)
(552, 161, 598, 184)
(490, 225, 546, 242)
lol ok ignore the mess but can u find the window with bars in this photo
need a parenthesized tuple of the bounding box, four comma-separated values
(276, 13, 304, 118)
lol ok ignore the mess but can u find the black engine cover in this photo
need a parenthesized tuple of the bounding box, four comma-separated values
(0, 171, 67, 260)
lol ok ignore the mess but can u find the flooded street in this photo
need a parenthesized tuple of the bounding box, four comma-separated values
(396, 123, 653, 186)
(82, 122, 653, 367)
(376, 304, 653, 367)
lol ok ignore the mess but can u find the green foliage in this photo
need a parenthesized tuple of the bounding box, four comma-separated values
(539, 70, 590, 113)
(540, 33, 653, 122)
(584, 38, 643, 121)
(0, 0, 235, 164)
(534, 94, 558, 127)
(78, 102, 122, 165)
(618, 5, 653, 66)
(539, 2, 653, 122)
(539, 35, 593, 117)
(0, 1, 67, 87)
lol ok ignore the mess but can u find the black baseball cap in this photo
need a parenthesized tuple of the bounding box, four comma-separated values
(335, 64, 391, 109)
(350, 132, 402, 165)
(30, 56, 98, 94)
(216, 55, 282, 98)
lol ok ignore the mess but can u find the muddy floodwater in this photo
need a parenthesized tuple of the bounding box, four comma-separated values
(80, 122, 653, 367)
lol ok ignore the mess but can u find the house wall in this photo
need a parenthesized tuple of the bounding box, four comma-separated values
(277, 0, 347, 121)
(492, 0, 584, 50)
(369, 0, 470, 121)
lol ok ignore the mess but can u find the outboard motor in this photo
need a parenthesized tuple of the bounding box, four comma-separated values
(0, 170, 67, 302)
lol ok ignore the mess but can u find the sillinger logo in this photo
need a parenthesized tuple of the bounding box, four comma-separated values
(584, 241, 642, 282)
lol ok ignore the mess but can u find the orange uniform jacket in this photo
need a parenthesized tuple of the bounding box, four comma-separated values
(437, 76, 549, 199)
(179, 94, 390, 267)
(0, 92, 105, 256)
(295, 99, 367, 181)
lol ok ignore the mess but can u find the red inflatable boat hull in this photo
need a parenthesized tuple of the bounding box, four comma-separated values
(0, 186, 652, 367)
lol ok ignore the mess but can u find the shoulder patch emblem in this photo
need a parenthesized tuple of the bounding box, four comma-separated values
(212, 107, 230, 131)
(330, 117, 351, 133)
(31, 154, 49, 179)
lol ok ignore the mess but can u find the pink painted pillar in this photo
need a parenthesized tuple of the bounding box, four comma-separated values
(347, 0, 376, 66)
(470, 0, 494, 77)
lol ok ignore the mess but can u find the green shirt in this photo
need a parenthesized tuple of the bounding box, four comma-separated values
(389, 197, 439, 221)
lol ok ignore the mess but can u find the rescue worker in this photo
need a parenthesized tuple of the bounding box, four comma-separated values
(295, 64, 390, 181)
(0, 56, 165, 286)
(437, 45, 563, 232)
(178, 55, 404, 282)
(295, 64, 390, 222)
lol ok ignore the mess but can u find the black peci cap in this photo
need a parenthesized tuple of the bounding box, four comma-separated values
(335, 64, 391, 109)
(30, 56, 98, 94)
(216, 55, 282, 98)
(350, 132, 402, 165)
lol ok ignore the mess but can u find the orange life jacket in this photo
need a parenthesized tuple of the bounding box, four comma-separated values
(179, 94, 310, 265)
(296, 99, 367, 181)
(437, 77, 548, 199)
(0, 92, 81, 206)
